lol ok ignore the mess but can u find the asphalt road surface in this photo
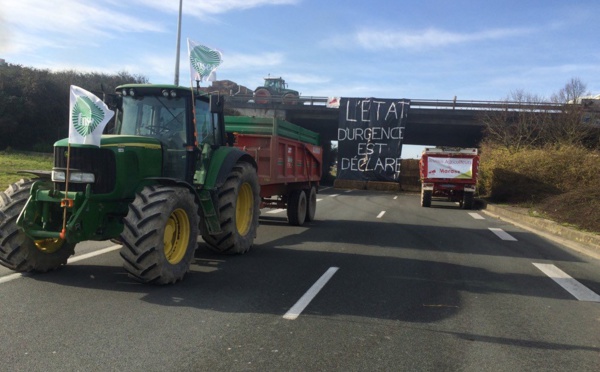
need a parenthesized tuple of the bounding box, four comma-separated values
(1, 188, 599, 372)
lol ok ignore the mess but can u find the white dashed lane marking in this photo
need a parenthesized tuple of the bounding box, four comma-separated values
(468, 212, 485, 220)
(533, 263, 600, 302)
(283, 267, 339, 320)
(489, 228, 518, 241)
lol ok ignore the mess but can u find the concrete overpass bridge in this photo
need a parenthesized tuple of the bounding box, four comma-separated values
(224, 96, 564, 148)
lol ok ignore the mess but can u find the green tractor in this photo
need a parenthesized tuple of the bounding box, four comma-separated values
(254, 76, 299, 105)
(0, 84, 260, 284)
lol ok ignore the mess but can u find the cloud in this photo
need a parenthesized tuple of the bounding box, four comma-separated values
(1, 0, 165, 54)
(131, 0, 300, 17)
(324, 27, 534, 51)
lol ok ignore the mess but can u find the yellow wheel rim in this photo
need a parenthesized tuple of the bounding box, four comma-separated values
(163, 208, 190, 264)
(34, 238, 64, 253)
(236, 182, 253, 236)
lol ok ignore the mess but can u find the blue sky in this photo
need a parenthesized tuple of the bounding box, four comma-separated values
(1, 0, 599, 157)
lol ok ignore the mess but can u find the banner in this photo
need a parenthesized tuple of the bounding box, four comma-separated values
(337, 98, 410, 181)
(69, 85, 114, 147)
(426, 157, 473, 179)
(187, 38, 223, 83)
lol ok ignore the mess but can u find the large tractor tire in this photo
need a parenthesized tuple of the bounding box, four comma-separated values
(120, 185, 199, 284)
(0, 179, 75, 272)
(254, 88, 271, 105)
(421, 188, 432, 208)
(287, 189, 307, 226)
(462, 191, 474, 210)
(203, 162, 260, 255)
(305, 186, 317, 222)
(282, 92, 299, 105)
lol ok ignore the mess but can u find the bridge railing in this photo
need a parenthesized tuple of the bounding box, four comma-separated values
(224, 95, 574, 112)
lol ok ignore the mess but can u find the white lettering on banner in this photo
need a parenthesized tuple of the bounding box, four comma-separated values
(337, 127, 404, 141)
(340, 157, 402, 173)
(345, 99, 409, 123)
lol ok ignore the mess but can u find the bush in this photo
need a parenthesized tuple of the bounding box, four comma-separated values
(479, 143, 600, 204)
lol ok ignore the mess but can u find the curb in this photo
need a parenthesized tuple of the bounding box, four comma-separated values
(481, 202, 600, 260)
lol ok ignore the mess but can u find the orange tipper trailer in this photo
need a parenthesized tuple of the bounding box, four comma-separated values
(419, 147, 479, 209)
(225, 116, 322, 225)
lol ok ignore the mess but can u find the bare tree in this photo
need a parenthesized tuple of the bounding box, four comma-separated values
(482, 89, 552, 153)
(547, 77, 596, 147)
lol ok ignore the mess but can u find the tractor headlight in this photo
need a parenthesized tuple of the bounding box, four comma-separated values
(52, 170, 95, 183)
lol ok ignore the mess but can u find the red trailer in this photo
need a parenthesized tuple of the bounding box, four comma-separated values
(225, 116, 322, 225)
(419, 147, 479, 209)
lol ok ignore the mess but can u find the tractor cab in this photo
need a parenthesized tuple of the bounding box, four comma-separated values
(114, 84, 224, 182)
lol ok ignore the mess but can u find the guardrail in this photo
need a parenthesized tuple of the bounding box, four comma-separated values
(224, 95, 570, 112)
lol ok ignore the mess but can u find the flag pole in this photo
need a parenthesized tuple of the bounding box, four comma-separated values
(60, 143, 73, 240)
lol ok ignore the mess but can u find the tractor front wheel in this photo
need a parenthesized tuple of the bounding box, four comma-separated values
(0, 179, 75, 272)
(203, 162, 260, 255)
(120, 185, 199, 284)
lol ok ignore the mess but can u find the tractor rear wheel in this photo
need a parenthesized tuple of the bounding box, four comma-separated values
(254, 88, 271, 104)
(287, 189, 307, 226)
(0, 179, 75, 272)
(283, 93, 298, 105)
(120, 185, 199, 284)
(305, 186, 317, 222)
(203, 162, 260, 255)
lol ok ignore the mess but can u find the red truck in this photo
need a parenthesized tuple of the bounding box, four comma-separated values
(419, 147, 479, 209)
(225, 116, 322, 225)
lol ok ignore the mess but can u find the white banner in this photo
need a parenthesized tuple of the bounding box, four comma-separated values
(69, 85, 114, 147)
(426, 157, 473, 179)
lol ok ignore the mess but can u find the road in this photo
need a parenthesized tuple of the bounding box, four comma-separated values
(1, 188, 599, 371)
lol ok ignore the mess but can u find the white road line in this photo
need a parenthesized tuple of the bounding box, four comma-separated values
(329, 194, 339, 197)
(393, 196, 398, 200)
(533, 263, 600, 302)
(0, 245, 121, 285)
(489, 227, 518, 241)
(283, 267, 339, 320)
(344, 190, 353, 193)
(316, 198, 323, 202)
(468, 212, 485, 220)
(377, 211, 386, 219)
(67, 245, 121, 264)
(266, 208, 286, 214)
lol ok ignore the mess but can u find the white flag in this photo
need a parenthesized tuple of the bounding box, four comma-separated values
(187, 38, 223, 83)
(68, 85, 114, 147)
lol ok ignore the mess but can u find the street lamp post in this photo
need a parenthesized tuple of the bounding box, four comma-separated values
(174, 0, 183, 86)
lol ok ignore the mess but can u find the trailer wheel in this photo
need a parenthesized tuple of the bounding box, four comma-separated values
(305, 186, 317, 222)
(120, 185, 199, 284)
(203, 162, 260, 255)
(421, 189, 432, 207)
(287, 189, 307, 226)
(0, 179, 75, 272)
(462, 191, 474, 210)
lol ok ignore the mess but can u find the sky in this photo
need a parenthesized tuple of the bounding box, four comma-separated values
(1, 0, 599, 158)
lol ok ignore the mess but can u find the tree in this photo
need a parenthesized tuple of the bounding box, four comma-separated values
(0, 64, 148, 151)
(482, 89, 552, 153)
(547, 77, 597, 147)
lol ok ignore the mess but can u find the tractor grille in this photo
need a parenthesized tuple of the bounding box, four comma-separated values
(53, 147, 116, 194)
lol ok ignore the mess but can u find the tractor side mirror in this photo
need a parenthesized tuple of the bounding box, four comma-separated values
(210, 95, 224, 114)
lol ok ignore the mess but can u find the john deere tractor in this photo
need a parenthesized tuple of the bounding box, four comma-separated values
(0, 84, 260, 284)
(254, 76, 299, 105)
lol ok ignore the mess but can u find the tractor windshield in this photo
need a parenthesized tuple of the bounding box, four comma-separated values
(117, 95, 189, 179)
(117, 95, 188, 148)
